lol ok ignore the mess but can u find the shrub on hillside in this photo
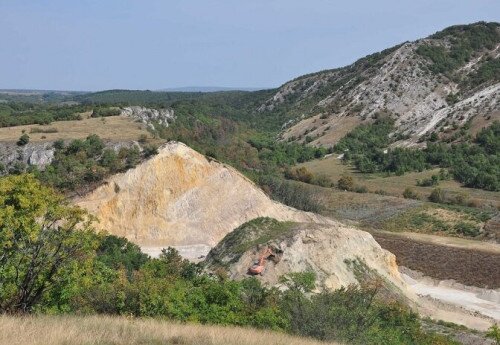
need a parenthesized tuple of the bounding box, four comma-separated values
(403, 187, 419, 200)
(338, 175, 355, 191)
(285, 167, 313, 183)
(429, 188, 446, 203)
(17, 133, 30, 146)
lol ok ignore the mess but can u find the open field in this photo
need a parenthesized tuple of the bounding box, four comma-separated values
(299, 155, 500, 208)
(291, 182, 497, 241)
(373, 231, 500, 288)
(0, 315, 337, 345)
(0, 115, 153, 143)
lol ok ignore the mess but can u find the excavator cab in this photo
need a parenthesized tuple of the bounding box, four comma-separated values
(248, 247, 274, 275)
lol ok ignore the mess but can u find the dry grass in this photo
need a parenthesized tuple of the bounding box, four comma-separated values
(0, 115, 153, 143)
(0, 315, 337, 345)
(299, 155, 499, 208)
(282, 115, 362, 146)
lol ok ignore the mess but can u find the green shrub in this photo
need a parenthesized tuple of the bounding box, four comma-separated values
(338, 175, 355, 191)
(429, 188, 446, 203)
(16, 133, 30, 146)
(486, 324, 500, 345)
(354, 185, 368, 193)
(403, 187, 419, 200)
(454, 222, 480, 237)
(285, 167, 313, 183)
(416, 174, 440, 187)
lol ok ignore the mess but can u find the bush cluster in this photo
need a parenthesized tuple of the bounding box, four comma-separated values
(338, 119, 499, 191)
(34, 135, 150, 191)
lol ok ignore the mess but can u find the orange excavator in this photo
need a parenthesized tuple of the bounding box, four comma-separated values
(248, 247, 274, 275)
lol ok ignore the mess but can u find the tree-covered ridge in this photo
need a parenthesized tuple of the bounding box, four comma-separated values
(25, 135, 156, 192)
(335, 119, 499, 191)
(0, 175, 458, 345)
(0, 102, 91, 127)
(416, 21, 500, 82)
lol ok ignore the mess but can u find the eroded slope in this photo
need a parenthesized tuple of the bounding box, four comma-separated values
(76, 142, 329, 253)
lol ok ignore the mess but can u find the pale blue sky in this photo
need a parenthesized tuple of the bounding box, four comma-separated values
(1, 0, 498, 91)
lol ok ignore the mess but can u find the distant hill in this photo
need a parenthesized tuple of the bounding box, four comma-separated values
(258, 21, 500, 146)
(159, 86, 267, 92)
(0, 89, 86, 103)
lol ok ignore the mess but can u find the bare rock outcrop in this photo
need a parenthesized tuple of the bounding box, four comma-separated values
(121, 106, 175, 130)
(76, 142, 330, 253)
(0, 142, 54, 169)
(0, 140, 140, 171)
(261, 23, 500, 147)
(205, 220, 409, 293)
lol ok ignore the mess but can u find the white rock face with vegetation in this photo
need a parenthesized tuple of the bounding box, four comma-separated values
(207, 221, 409, 293)
(261, 23, 500, 146)
(0, 142, 54, 169)
(121, 106, 175, 130)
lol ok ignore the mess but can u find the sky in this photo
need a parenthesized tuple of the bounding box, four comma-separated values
(1, 0, 499, 91)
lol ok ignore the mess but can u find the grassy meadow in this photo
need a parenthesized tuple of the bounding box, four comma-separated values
(0, 315, 338, 345)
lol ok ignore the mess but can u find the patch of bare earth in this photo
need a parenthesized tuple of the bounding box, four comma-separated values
(373, 232, 500, 289)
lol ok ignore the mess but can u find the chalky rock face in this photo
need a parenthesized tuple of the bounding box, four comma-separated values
(0, 142, 54, 168)
(121, 106, 175, 130)
(76, 142, 329, 250)
(207, 222, 408, 293)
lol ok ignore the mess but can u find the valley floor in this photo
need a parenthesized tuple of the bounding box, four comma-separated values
(0, 315, 337, 345)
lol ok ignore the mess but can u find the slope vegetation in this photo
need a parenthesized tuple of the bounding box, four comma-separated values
(260, 22, 500, 146)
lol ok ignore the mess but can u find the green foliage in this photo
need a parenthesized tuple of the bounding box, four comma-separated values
(445, 92, 459, 105)
(280, 284, 453, 345)
(429, 188, 446, 203)
(426, 122, 500, 191)
(0, 102, 88, 127)
(466, 57, 500, 88)
(417, 22, 500, 76)
(403, 187, 419, 200)
(335, 117, 394, 155)
(36, 135, 148, 191)
(16, 133, 30, 146)
(416, 174, 441, 187)
(0, 174, 99, 313)
(97, 235, 149, 277)
(486, 324, 500, 345)
(453, 222, 480, 237)
(258, 175, 321, 212)
(338, 120, 499, 191)
(280, 272, 316, 293)
(91, 106, 121, 117)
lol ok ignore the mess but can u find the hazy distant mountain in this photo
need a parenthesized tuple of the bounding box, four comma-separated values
(159, 86, 267, 92)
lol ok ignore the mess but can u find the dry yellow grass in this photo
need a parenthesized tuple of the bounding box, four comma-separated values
(0, 315, 338, 345)
(282, 115, 362, 147)
(0, 115, 153, 143)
